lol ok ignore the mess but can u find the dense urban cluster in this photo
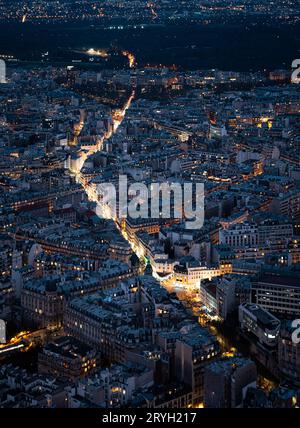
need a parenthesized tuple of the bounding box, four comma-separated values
(0, 51, 299, 409)
(0, 0, 299, 25)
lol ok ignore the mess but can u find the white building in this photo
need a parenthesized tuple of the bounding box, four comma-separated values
(239, 303, 280, 347)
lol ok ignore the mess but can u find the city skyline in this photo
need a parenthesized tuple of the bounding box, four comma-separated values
(0, 0, 299, 416)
